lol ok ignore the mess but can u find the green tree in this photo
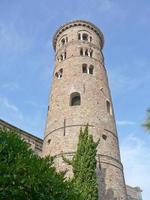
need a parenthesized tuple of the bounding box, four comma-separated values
(143, 109, 150, 132)
(63, 125, 99, 200)
(0, 128, 76, 200)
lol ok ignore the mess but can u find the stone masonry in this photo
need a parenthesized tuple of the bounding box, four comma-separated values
(42, 20, 128, 200)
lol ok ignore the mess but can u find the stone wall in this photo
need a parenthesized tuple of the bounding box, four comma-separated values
(43, 20, 128, 200)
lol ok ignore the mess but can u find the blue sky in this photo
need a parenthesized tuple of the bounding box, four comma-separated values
(0, 0, 150, 199)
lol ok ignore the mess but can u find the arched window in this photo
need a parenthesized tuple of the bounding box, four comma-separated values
(85, 49, 88, 56)
(61, 38, 65, 46)
(82, 33, 88, 41)
(78, 33, 81, 40)
(82, 64, 87, 73)
(90, 50, 93, 58)
(55, 68, 63, 79)
(70, 92, 81, 106)
(106, 100, 112, 114)
(89, 65, 94, 74)
(80, 48, 83, 56)
(60, 54, 63, 61)
(90, 36, 92, 42)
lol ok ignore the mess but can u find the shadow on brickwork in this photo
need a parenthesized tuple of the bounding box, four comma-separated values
(97, 167, 117, 200)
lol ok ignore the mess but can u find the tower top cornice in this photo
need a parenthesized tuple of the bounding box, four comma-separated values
(53, 20, 104, 50)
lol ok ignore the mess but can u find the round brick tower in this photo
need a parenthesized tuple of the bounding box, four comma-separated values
(43, 20, 127, 200)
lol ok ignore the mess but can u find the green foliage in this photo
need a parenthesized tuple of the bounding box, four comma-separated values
(0, 128, 76, 200)
(143, 109, 150, 132)
(64, 125, 99, 200)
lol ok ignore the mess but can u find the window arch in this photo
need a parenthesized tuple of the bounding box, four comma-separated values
(90, 50, 93, 58)
(80, 48, 83, 56)
(78, 33, 81, 40)
(106, 100, 112, 115)
(61, 38, 65, 46)
(89, 65, 94, 74)
(85, 49, 88, 56)
(70, 92, 81, 106)
(82, 64, 87, 73)
(55, 68, 63, 79)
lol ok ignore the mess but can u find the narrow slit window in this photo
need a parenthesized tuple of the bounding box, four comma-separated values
(47, 139, 51, 144)
(64, 52, 66, 59)
(102, 134, 107, 140)
(106, 100, 112, 114)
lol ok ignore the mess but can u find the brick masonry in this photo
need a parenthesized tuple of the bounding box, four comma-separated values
(43, 20, 128, 200)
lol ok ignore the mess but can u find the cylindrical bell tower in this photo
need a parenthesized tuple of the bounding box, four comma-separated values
(43, 20, 127, 200)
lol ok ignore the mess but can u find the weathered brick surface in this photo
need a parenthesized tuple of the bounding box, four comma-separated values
(43, 20, 128, 200)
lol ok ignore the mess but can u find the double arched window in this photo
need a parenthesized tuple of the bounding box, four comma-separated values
(70, 92, 81, 106)
(82, 64, 94, 75)
(80, 48, 93, 57)
(78, 32, 92, 42)
(55, 68, 63, 79)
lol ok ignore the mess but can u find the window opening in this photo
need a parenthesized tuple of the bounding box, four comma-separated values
(106, 100, 111, 114)
(80, 48, 83, 56)
(61, 38, 65, 46)
(89, 65, 94, 74)
(82, 33, 88, 41)
(85, 49, 88, 56)
(102, 134, 107, 140)
(70, 92, 81, 106)
(82, 64, 87, 73)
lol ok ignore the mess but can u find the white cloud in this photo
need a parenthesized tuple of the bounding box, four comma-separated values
(0, 83, 19, 91)
(120, 133, 150, 200)
(0, 96, 23, 120)
(116, 120, 135, 125)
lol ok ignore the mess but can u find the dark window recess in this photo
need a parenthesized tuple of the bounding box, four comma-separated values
(80, 48, 83, 56)
(82, 33, 88, 41)
(85, 49, 88, 56)
(82, 64, 87, 73)
(60, 55, 63, 61)
(70, 92, 81, 106)
(64, 52, 66, 59)
(78, 33, 81, 40)
(89, 65, 94, 74)
(61, 38, 65, 46)
(90, 51, 93, 57)
(47, 139, 51, 144)
(48, 106, 49, 110)
(106, 100, 111, 114)
(102, 134, 107, 140)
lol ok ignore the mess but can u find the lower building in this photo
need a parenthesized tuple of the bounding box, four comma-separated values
(0, 118, 142, 199)
(0, 119, 43, 156)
